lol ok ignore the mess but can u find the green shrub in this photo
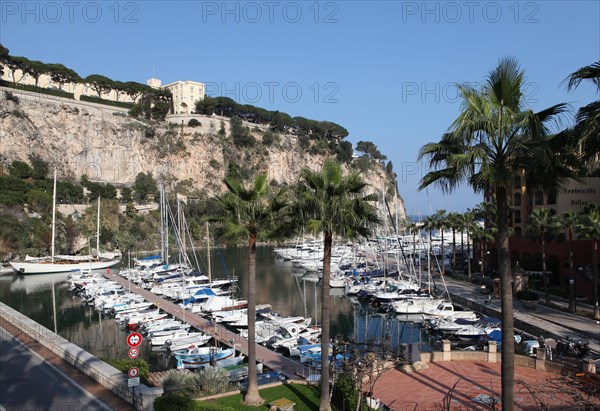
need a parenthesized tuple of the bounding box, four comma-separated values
(0, 80, 74, 99)
(79, 95, 134, 109)
(103, 358, 150, 379)
(332, 372, 368, 411)
(192, 368, 230, 395)
(188, 118, 201, 127)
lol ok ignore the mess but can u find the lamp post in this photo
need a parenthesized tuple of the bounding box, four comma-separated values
(568, 278, 575, 313)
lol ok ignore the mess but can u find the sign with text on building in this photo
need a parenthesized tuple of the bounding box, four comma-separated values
(556, 178, 600, 213)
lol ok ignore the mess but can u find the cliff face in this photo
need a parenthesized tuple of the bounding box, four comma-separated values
(0, 88, 405, 218)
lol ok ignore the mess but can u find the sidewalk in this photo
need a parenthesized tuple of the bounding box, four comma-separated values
(441, 276, 600, 355)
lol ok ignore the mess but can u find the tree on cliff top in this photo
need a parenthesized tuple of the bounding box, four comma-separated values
(85, 74, 114, 98)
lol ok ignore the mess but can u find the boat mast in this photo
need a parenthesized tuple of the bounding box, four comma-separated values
(50, 169, 57, 262)
(206, 222, 212, 282)
(160, 185, 165, 262)
(96, 196, 101, 258)
(165, 190, 169, 265)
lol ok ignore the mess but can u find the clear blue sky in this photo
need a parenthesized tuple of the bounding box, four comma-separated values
(2, 1, 598, 214)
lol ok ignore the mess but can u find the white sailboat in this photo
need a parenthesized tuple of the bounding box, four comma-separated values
(10, 170, 121, 274)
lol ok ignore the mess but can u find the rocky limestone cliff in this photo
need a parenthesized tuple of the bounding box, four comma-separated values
(0, 88, 405, 218)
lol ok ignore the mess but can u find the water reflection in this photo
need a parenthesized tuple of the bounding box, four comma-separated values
(0, 246, 427, 372)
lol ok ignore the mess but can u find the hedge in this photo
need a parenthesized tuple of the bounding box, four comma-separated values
(0, 80, 74, 99)
(79, 94, 134, 108)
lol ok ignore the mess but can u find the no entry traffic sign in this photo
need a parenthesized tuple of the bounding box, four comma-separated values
(128, 347, 140, 359)
(127, 332, 143, 348)
(128, 367, 139, 378)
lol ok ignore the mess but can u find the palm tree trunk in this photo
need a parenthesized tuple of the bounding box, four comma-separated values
(243, 235, 263, 406)
(460, 228, 464, 272)
(320, 231, 333, 411)
(593, 239, 599, 320)
(429, 229, 434, 274)
(542, 231, 550, 303)
(452, 227, 456, 274)
(467, 229, 472, 280)
(480, 241, 484, 275)
(568, 228, 575, 313)
(496, 187, 515, 411)
(441, 228, 445, 276)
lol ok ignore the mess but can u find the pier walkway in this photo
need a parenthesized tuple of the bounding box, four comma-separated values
(103, 272, 311, 380)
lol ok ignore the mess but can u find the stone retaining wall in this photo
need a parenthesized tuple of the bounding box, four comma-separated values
(418, 339, 593, 377)
(0, 301, 163, 410)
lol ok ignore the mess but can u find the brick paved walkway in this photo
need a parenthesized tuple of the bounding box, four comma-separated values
(373, 361, 600, 410)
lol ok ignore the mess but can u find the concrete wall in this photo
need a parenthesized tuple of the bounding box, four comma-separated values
(0, 301, 163, 410)
(1, 85, 129, 115)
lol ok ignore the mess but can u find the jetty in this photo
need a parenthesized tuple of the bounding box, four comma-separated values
(103, 271, 313, 380)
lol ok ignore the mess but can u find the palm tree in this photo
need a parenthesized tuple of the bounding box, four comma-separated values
(471, 224, 495, 276)
(213, 172, 287, 406)
(462, 209, 476, 280)
(525, 208, 559, 304)
(418, 57, 576, 410)
(422, 215, 437, 275)
(566, 61, 600, 162)
(447, 212, 461, 274)
(293, 160, 380, 411)
(559, 211, 579, 312)
(577, 204, 600, 320)
(407, 221, 420, 274)
(434, 209, 448, 276)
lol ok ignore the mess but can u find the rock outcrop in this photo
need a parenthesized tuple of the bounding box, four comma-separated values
(0, 87, 405, 218)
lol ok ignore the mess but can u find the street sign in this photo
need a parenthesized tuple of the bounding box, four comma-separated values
(127, 367, 139, 378)
(128, 377, 140, 387)
(128, 347, 140, 359)
(127, 332, 143, 348)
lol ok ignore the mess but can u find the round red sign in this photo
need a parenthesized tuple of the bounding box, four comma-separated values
(128, 347, 140, 359)
(128, 367, 139, 378)
(127, 332, 143, 348)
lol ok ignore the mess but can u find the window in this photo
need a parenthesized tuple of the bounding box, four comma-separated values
(547, 192, 557, 205)
(535, 191, 544, 206)
(514, 210, 522, 224)
(514, 193, 521, 207)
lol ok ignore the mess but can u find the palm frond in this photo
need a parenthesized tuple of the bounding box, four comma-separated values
(565, 61, 600, 92)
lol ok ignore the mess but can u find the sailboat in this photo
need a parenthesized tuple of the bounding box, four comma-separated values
(9, 170, 121, 274)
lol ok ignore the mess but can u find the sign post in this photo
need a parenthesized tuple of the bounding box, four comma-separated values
(126, 333, 143, 399)
(128, 347, 140, 359)
(127, 332, 143, 348)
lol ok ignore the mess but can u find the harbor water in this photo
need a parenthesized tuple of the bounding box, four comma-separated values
(0, 246, 428, 371)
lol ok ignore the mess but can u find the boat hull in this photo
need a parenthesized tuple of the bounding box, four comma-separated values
(10, 259, 120, 275)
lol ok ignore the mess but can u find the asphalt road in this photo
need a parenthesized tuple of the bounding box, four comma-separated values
(0, 326, 110, 411)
